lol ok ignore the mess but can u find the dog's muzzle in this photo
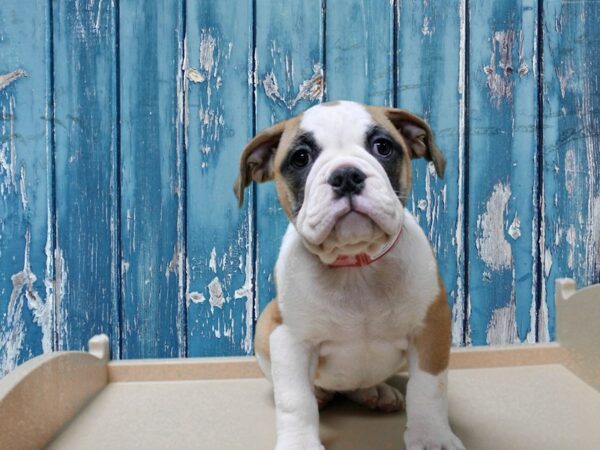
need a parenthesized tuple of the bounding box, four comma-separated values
(295, 157, 404, 264)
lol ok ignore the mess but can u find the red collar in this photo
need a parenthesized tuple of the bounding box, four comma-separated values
(327, 228, 402, 268)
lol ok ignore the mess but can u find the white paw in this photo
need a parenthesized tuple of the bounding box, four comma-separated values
(275, 434, 324, 450)
(404, 421, 465, 450)
(344, 382, 404, 412)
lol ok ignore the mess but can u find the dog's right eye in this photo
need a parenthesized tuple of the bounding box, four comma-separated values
(290, 148, 312, 169)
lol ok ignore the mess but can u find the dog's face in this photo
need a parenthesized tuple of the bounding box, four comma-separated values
(234, 101, 445, 263)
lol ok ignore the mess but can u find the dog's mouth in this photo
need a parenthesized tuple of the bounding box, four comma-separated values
(307, 195, 399, 245)
(299, 195, 402, 264)
(294, 160, 405, 264)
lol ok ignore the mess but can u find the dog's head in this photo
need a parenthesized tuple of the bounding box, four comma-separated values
(234, 101, 445, 264)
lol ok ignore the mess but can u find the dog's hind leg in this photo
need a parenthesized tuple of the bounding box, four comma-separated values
(343, 382, 405, 412)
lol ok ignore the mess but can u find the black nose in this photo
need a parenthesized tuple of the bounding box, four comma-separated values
(327, 167, 366, 197)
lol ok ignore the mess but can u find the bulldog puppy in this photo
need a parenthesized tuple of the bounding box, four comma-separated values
(234, 101, 464, 450)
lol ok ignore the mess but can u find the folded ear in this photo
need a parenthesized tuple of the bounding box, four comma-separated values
(379, 108, 446, 178)
(233, 120, 288, 206)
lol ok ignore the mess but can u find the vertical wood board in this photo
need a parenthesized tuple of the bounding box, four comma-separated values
(185, 0, 255, 356)
(0, 0, 53, 376)
(53, 0, 118, 352)
(255, 0, 325, 312)
(397, 0, 465, 345)
(467, 0, 539, 345)
(119, 1, 185, 359)
(542, 0, 600, 341)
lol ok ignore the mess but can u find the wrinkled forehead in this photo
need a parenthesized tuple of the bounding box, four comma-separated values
(298, 101, 375, 148)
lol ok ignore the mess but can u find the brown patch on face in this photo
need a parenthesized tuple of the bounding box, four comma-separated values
(272, 117, 305, 218)
(234, 116, 302, 207)
(366, 106, 414, 198)
(320, 100, 341, 107)
(413, 274, 452, 375)
(254, 299, 283, 361)
(367, 105, 446, 177)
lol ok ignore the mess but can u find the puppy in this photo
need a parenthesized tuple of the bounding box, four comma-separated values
(234, 101, 464, 450)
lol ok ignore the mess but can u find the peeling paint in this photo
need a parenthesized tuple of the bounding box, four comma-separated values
(592, 196, 600, 271)
(19, 166, 28, 210)
(544, 248, 553, 277)
(209, 247, 217, 273)
(556, 65, 575, 99)
(187, 292, 206, 305)
(518, 63, 529, 77)
(564, 148, 576, 196)
(186, 67, 205, 83)
(262, 63, 324, 110)
(451, 280, 465, 347)
(476, 182, 512, 270)
(422, 16, 433, 36)
(1, 230, 52, 375)
(483, 30, 515, 108)
(208, 277, 225, 309)
(1, 97, 18, 196)
(0, 69, 26, 91)
(566, 225, 576, 269)
(199, 31, 216, 74)
(165, 244, 181, 280)
(508, 212, 521, 240)
(486, 300, 518, 345)
(234, 208, 254, 354)
(293, 64, 324, 104)
(54, 247, 68, 348)
(263, 70, 285, 104)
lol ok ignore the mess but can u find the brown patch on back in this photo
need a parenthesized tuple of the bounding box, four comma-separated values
(254, 299, 283, 361)
(413, 274, 452, 375)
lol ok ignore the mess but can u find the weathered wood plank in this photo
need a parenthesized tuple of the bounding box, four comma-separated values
(542, 0, 600, 341)
(255, 0, 325, 312)
(0, 1, 53, 376)
(119, 1, 185, 358)
(53, 0, 118, 352)
(467, 0, 540, 345)
(185, 0, 255, 356)
(325, 0, 393, 105)
(397, 0, 465, 345)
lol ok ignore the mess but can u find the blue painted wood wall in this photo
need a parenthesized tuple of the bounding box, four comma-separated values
(1, 0, 599, 375)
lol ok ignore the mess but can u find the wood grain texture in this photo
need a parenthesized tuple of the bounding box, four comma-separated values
(2, 0, 600, 373)
(542, 0, 600, 341)
(53, 0, 119, 353)
(255, 0, 325, 312)
(0, 0, 54, 376)
(185, 0, 255, 356)
(397, 0, 465, 345)
(467, 0, 540, 345)
(325, 0, 394, 105)
(119, 1, 185, 358)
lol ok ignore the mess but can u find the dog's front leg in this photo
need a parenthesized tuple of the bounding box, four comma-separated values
(404, 344, 465, 450)
(270, 325, 323, 450)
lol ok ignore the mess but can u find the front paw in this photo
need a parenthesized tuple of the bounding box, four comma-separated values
(404, 421, 465, 450)
(275, 434, 324, 450)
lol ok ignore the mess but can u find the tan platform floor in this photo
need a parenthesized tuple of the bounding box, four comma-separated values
(47, 364, 600, 450)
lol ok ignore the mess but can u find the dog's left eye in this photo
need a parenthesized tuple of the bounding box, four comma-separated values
(372, 138, 393, 158)
(290, 148, 312, 168)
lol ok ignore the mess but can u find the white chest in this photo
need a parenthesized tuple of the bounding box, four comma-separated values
(275, 214, 440, 391)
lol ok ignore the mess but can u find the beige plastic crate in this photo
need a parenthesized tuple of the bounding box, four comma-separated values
(1, 278, 599, 450)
